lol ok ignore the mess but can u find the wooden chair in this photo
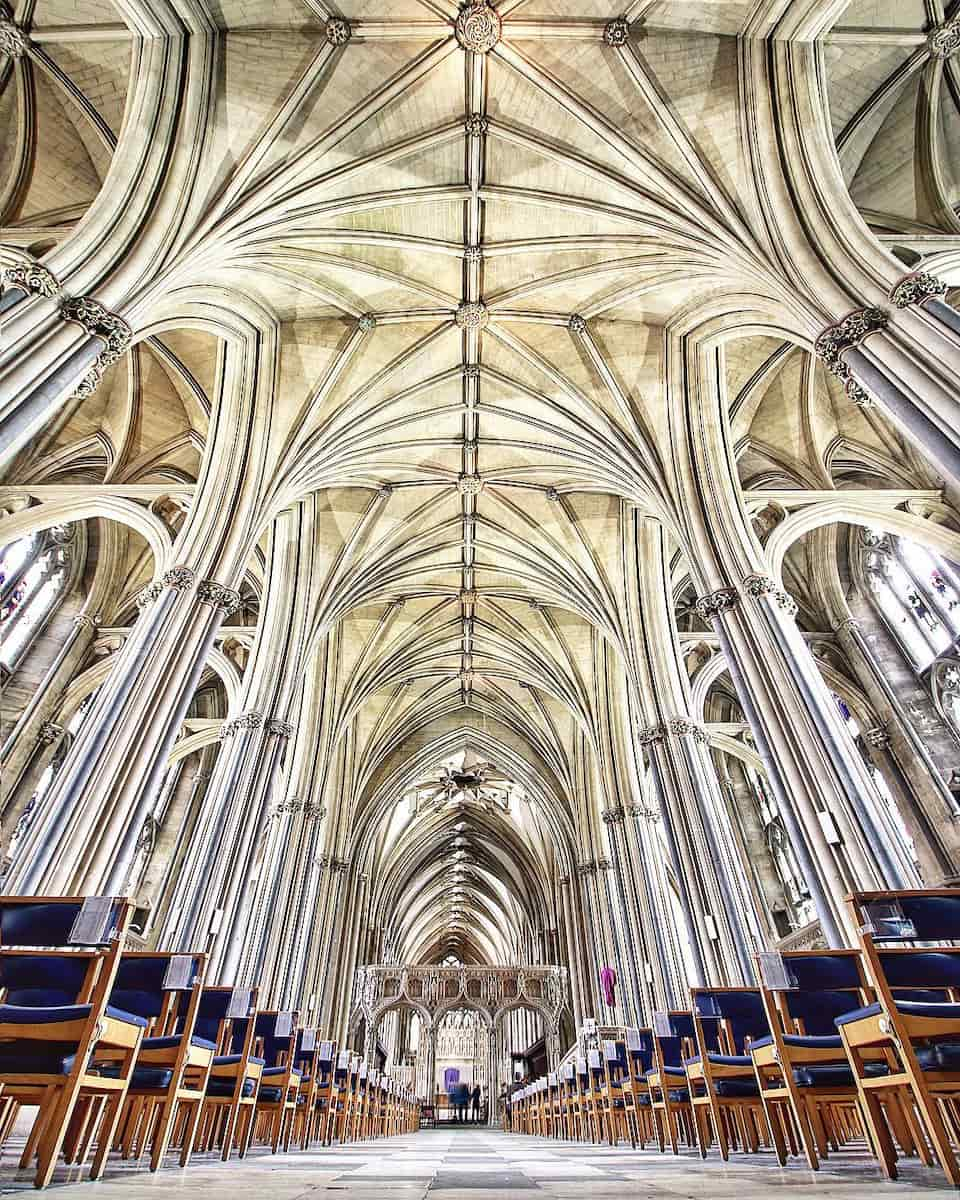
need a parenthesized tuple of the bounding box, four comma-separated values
(645, 1011, 705, 1154)
(324, 1048, 351, 1143)
(751, 949, 887, 1170)
(100, 951, 213, 1170)
(0, 896, 145, 1188)
(597, 1039, 635, 1146)
(195, 985, 263, 1160)
(686, 988, 769, 1160)
(838, 888, 960, 1186)
(253, 1009, 301, 1152)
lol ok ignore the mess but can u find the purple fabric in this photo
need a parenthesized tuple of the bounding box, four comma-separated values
(600, 966, 617, 1009)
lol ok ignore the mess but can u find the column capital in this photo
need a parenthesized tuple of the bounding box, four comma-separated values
(890, 271, 948, 308)
(928, 17, 960, 58)
(742, 573, 798, 617)
(602, 806, 625, 825)
(161, 565, 196, 591)
(135, 581, 163, 610)
(814, 307, 887, 407)
(2, 259, 59, 297)
(37, 721, 63, 745)
(196, 578, 241, 615)
(59, 296, 132, 400)
(832, 616, 861, 635)
(637, 723, 665, 746)
(576, 859, 597, 877)
(694, 587, 739, 622)
(628, 802, 660, 822)
(667, 716, 709, 745)
(265, 717, 294, 738)
(72, 612, 100, 630)
(219, 711, 265, 738)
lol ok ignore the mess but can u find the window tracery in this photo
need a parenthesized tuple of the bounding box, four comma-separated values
(0, 525, 77, 675)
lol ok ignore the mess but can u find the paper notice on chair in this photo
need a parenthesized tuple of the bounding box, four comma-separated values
(757, 951, 798, 991)
(226, 987, 253, 1018)
(861, 900, 916, 940)
(626, 1028, 642, 1052)
(162, 955, 195, 991)
(602, 1039, 617, 1060)
(587, 1048, 601, 1068)
(69, 896, 115, 944)
(274, 1011, 294, 1037)
(652, 1010, 673, 1039)
(318, 1039, 334, 1060)
(337, 1049, 351, 1069)
(300, 1027, 318, 1052)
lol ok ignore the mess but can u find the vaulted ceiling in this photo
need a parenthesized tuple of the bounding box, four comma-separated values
(3, 0, 958, 963)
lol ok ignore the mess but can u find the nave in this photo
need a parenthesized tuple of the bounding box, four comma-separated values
(2, 1129, 957, 1199)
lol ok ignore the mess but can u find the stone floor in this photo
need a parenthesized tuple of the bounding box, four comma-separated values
(1, 1127, 959, 1197)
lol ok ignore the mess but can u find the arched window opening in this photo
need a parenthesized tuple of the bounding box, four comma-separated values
(861, 529, 960, 673)
(0, 525, 77, 675)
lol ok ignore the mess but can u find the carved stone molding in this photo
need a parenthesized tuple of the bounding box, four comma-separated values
(545, 486, 561, 501)
(0, 17, 29, 57)
(463, 364, 481, 379)
(568, 313, 587, 334)
(455, 2, 501, 53)
(358, 312, 376, 331)
(220, 711, 265, 738)
(326, 17, 351, 45)
(814, 308, 887, 407)
(135, 582, 163, 610)
(457, 473, 483, 495)
(668, 716, 709, 744)
(162, 565, 197, 591)
(37, 721, 64, 745)
(2, 260, 59, 297)
(602, 806, 625, 825)
(638, 723, 665, 745)
(196, 579, 242, 615)
(464, 245, 483, 263)
(603, 18, 629, 46)
(890, 271, 948, 309)
(742, 573, 798, 617)
(694, 587, 739, 622)
(832, 616, 861, 636)
(455, 301, 489, 330)
(815, 307, 887, 371)
(72, 612, 100, 630)
(266, 717, 295, 738)
(465, 115, 489, 137)
(928, 17, 960, 58)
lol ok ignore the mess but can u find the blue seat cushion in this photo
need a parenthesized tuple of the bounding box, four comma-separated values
(207, 1076, 256, 1098)
(100, 1064, 174, 1089)
(142, 1034, 216, 1052)
(0, 1044, 77, 1075)
(262, 1065, 301, 1079)
(836, 1001, 960, 1027)
(213, 1054, 265, 1067)
(751, 1033, 843, 1050)
(658, 1064, 686, 1077)
(793, 1061, 888, 1088)
(713, 1078, 760, 1098)
(0, 1003, 147, 1028)
(684, 1053, 752, 1068)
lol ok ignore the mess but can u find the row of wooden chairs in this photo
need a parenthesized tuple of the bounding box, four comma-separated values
(0, 896, 418, 1188)
(506, 888, 960, 1187)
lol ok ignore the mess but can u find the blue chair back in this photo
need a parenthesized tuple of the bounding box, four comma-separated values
(628, 1029, 654, 1076)
(782, 989, 862, 1036)
(111, 954, 203, 1022)
(0, 953, 90, 1006)
(879, 951, 960, 990)
(0, 899, 124, 948)
(785, 953, 864, 991)
(694, 989, 768, 1054)
(875, 893, 960, 941)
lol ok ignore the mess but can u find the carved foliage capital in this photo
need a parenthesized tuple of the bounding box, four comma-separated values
(668, 716, 709, 744)
(602, 806, 625, 825)
(694, 587, 739, 622)
(3, 260, 59, 297)
(196, 579, 241, 615)
(603, 18, 629, 45)
(37, 721, 64, 745)
(742, 573, 798, 617)
(890, 271, 948, 308)
(162, 565, 196, 592)
(638, 723, 665, 746)
(220, 711, 265, 738)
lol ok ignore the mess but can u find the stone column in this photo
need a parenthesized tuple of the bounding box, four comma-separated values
(600, 807, 646, 1024)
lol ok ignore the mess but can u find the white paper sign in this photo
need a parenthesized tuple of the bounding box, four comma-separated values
(162, 955, 195, 991)
(69, 896, 114, 945)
